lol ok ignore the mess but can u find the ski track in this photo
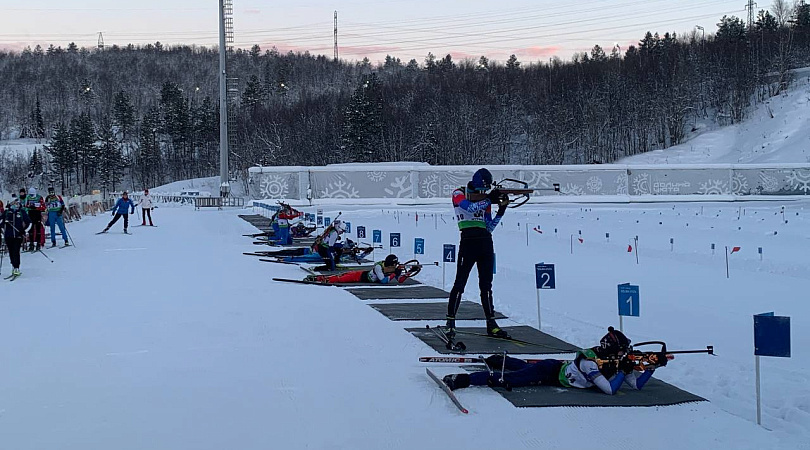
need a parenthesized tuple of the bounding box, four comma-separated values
(0, 203, 808, 449)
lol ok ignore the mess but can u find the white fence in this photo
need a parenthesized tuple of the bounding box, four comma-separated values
(247, 163, 810, 203)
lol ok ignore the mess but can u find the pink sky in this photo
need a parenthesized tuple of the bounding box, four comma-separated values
(1, 0, 751, 64)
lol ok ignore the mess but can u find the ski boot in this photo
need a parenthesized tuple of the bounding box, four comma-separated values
(35, 244, 41, 252)
(487, 319, 510, 339)
(12, 268, 21, 277)
(305, 275, 328, 283)
(50, 241, 57, 248)
(442, 373, 470, 391)
(444, 316, 457, 339)
(123, 228, 129, 234)
(64, 241, 70, 247)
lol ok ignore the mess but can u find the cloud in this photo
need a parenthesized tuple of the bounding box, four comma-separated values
(511, 45, 562, 58)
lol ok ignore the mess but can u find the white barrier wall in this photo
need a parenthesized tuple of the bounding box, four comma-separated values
(247, 164, 810, 202)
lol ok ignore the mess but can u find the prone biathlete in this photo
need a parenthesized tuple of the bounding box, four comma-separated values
(306, 254, 406, 284)
(446, 168, 510, 338)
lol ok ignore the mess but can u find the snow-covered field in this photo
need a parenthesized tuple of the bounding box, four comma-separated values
(1, 198, 808, 449)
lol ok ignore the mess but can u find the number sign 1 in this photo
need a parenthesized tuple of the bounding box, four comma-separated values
(618, 283, 640, 317)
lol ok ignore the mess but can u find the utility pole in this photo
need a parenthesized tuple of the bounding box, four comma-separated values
(334, 10, 339, 61)
(218, 0, 233, 197)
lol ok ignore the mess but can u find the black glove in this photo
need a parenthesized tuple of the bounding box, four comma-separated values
(618, 356, 636, 374)
(486, 189, 502, 203)
(652, 352, 668, 368)
(394, 267, 403, 277)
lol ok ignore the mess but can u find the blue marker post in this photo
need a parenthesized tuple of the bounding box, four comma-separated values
(442, 244, 456, 290)
(373, 230, 382, 261)
(534, 263, 556, 330)
(617, 283, 640, 333)
(344, 222, 351, 234)
(390, 232, 401, 252)
(754, 312, 791, 426)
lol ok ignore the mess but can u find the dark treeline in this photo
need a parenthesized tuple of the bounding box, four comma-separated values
(1, 4, 810, 194)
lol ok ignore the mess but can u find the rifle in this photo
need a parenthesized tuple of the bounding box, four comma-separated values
(489, 178, 561, 208)
(599, 341, 714, 372)
(398, 259, 423, 279)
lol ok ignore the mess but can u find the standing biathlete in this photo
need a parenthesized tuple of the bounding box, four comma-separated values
(23, 187, 46, 251)
(44, 187, 70, 247)
(1, 195, 31, 278)
(446, 168, 510, 338)
(275, 204, 303, 245)
(101, 191, 136, 234)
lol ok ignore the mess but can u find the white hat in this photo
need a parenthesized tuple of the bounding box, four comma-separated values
(28, 187, 36, 196)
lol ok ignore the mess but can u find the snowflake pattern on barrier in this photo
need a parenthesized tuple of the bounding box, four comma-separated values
(366, 171, 387, 183)
(698, 179, 729, 195)
(259, 175, 290, 199)
(523, 171, 553, 188)
(785, 170, 810, 193)
(586, 176, 603, 193)
(560, 183, 585, 196)
(420, 174, 441, 198)
(615, 173, 629, 195)
(730, 172, 750, 195)
(320, 180, 360, 199)
(383, 175, 414, 198)
(632, 173, 650, 195)
(758, 172, 780, 193)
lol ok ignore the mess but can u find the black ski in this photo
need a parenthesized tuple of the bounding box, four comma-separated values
(272, 277, 332, 286)
(259, 259, 299, 265)
(426, 368, 469, 414)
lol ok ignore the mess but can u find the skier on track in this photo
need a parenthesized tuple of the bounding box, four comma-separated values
(305, 254, 408, 284)
(313, 219, 348, 271)
(442, 328, 666, 393)
(44, 187, 70, 247)
(23, 187, 46, 252)
(1, 193, 31, 279)
(140, 189, 155, 226)
(445, 168, 511, 339)
(101, 191, 136, 234)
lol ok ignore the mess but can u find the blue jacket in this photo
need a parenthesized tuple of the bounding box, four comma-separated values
(112, 198, 135, 215)
(1, 202, 31, 239)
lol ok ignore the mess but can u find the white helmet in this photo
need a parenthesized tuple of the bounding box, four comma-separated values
(334, 219, 346, 233)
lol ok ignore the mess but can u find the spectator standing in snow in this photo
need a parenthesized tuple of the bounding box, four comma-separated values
(140, 189, 155, 226)
(101, 191, 136, 234)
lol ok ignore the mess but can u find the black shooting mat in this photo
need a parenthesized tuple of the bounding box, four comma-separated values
(348, 285, 450, 300)
(370, 301, 504, 321)
(485, 376, 705, 408)
(328, 277, 421, 287)
(407, 326, 579, 355)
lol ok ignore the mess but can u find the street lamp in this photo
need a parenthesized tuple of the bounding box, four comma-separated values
(696, 25, 705, 41)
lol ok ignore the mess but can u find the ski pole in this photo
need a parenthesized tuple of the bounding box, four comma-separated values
(499, 350, 508, 384)
(63, 224, 76, 248)
(0, 243, 5, 276)
(37, 248, 54, 263)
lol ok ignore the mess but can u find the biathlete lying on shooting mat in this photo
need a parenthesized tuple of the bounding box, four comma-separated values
(442, 328, 667, 393)
(305, 254, 422, 285)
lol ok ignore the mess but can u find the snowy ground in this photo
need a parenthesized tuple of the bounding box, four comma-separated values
(1, 199, 808, 449)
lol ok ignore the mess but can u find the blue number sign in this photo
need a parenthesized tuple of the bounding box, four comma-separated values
(345, 222, 351, 233)
(373, 230, 382, 244)
(535, 264, 556, 289)
(414, 238, 425, 255)
(357, 226, 366, 239)
(618, 283, 640, 317)
(390, 233, 401, 248)
(754, 312, 791, 357)
(324, 217, 331, 226)
(443, 244, 456, 263)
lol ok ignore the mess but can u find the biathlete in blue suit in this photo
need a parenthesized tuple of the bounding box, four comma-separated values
(44, 187, 70, 247)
